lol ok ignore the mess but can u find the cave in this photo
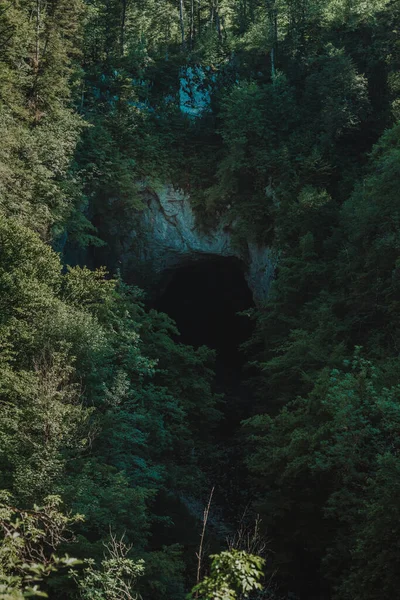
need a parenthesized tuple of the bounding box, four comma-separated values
(154, 256, 255, 419)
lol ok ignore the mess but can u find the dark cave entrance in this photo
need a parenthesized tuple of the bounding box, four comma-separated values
(154, 256, 255, 423)
(152, 258, 256, 568)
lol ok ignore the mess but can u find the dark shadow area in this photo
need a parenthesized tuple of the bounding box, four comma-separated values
(152, 258, 258, 569)
(153, 256, 255, 415)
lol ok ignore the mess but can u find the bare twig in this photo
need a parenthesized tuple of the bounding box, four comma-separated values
(195, 486, 215, 594)
(227, 513, 268, 557)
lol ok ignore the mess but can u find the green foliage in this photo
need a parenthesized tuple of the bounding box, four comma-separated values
(0, 494, 81, 599)
(0, 0, 94, 242)
(338, 122, 400, 352)
(2, 0, 400, 597)
(336, 453, 400, 600)
(244, 349, 400, 597)
(0, 196, 220, 597)
(189, 550, 265, 600)
(73, 534, 144, 600)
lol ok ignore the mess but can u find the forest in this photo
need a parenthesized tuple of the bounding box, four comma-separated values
(0, 0, 400, 597)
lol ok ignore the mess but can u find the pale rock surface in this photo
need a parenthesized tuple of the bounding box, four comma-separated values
(128, 184, 277, 304)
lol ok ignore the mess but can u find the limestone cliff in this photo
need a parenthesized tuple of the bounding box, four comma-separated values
(125, 184, 277, 304)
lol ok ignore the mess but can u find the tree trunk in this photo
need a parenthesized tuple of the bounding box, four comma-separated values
(215, 0, 221, 38)
(32, 0, 42, 118)
(35, 0, 40, 70)
(270, 46, 275, 77)
(190, 0, 194, 48)
(121, 0, 127, 55)
(267, 0, 277, 79)
(179, 0, 185, 47)
(197, 0, 201, 37)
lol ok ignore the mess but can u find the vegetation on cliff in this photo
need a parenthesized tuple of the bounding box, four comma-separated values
(1, 0, 400, 597)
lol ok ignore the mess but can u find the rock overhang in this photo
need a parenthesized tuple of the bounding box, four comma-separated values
(124, 183, 277, 305)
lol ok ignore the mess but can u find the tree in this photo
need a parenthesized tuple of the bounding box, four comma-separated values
(74, 534, 144, 600)
(189, 550, 265, 600)
(0, 494, 81, 599)
(243, 350, 400, 597)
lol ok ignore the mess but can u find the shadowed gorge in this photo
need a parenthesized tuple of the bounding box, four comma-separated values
(153, 257, 257, 542)
(154, 257, 255, 399)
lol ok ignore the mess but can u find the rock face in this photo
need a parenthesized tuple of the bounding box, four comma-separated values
(179, 66, 212, 117)
(127, 184, 276, 305)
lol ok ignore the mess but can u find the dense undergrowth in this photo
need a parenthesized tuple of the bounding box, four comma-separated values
(1, 0, 400, 597)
